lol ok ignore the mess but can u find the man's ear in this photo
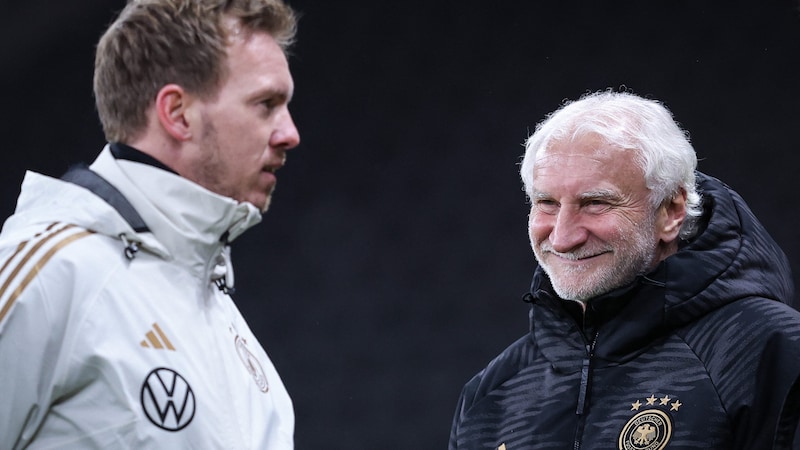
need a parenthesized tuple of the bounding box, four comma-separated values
(155, 84, 193, 141)
(658, 188, 688, 242)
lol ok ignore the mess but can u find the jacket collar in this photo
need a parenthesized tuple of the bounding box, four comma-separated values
(109, 141, 177, 174)
(89, 145, 262, 276)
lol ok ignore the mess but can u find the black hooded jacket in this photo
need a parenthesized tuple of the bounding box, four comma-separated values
(450, 173, 800, 449)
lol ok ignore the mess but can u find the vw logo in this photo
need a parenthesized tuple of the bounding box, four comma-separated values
(141, 367, 196, 431)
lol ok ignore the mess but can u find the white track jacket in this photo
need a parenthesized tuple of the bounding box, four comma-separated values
(0, 146, 294, 449)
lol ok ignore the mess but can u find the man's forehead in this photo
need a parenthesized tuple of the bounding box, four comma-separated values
(538, 134, 624, 159)
(532, 138, 647, 196)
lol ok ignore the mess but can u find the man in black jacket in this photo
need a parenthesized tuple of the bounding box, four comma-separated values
(450, 90, 800, 449)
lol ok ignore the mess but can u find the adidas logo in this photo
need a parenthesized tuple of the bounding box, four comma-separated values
(140, 323, 175, 351)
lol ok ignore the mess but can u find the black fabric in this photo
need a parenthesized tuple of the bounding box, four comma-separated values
(61, 164, 150, 233)
(450, 172, 800, 449)
(110, 142, 177, 174)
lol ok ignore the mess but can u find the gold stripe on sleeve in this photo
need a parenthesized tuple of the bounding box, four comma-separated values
(0, 225, 94, 324)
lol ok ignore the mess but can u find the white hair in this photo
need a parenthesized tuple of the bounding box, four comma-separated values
(520, 90, 702, 239)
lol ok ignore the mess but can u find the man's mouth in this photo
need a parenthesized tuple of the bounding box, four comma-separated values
(262, 156, 286, 174)
(547, 249, 611, 261)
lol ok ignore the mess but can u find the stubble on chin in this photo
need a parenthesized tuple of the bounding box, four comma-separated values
(535, 230, 658, 302)
(539, 258, 602, 302)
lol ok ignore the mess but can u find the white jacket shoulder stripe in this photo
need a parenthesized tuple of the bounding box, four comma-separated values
(0, 222, 94, 325)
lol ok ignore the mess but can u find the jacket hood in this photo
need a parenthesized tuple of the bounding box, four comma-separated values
(3, 147, 263, 284)
(3, 171, 135, 243)
(660, 172, 793, 321)
(528, 172, 793, 364)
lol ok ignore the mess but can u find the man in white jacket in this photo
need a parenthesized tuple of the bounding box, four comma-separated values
(0, 0, 301, 448)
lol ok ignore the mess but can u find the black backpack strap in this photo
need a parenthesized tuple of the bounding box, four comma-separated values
(61, 163, 150, 233)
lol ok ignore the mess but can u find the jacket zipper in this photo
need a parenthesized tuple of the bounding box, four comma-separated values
(573, 332, 598, 450)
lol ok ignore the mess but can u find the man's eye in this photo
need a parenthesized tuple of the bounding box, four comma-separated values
(535, 200, 559, 214)
(584, 200, 610, 213)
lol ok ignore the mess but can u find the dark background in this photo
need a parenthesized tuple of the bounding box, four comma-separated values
(3, 1, 800, 448)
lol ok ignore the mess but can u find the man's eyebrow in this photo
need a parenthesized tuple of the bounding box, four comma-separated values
(530, 189, 621, 200)
(579, 189, 621, 201)
(530, 190, 552, 201)
(251, 86, 292, 103)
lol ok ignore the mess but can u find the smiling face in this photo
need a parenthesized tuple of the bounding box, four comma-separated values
(181, 30, 300, 212)
(528, 134, 668, 301)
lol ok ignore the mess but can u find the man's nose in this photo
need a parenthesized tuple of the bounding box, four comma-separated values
(549, 207, 588, 252)
(272, 109, 300, 150)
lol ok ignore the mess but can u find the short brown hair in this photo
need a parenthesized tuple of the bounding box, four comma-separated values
(94, 0, 297, 143)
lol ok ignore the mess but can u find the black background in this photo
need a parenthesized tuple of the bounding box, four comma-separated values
(3, 1, 800, 448)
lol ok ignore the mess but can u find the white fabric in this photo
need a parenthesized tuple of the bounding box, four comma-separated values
(0, 146, 293, 449)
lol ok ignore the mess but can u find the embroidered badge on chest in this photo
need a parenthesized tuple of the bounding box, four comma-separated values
(618, 394, 681, 450)
(235, 335, 270, 393)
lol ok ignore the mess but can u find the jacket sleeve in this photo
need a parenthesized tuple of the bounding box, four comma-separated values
(779, 375, 800, 449)
(0, 258, 74, 449)
(729, 309, 800, 450)
(775, 371, 800, 449)
(449, 381, 474, 450)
